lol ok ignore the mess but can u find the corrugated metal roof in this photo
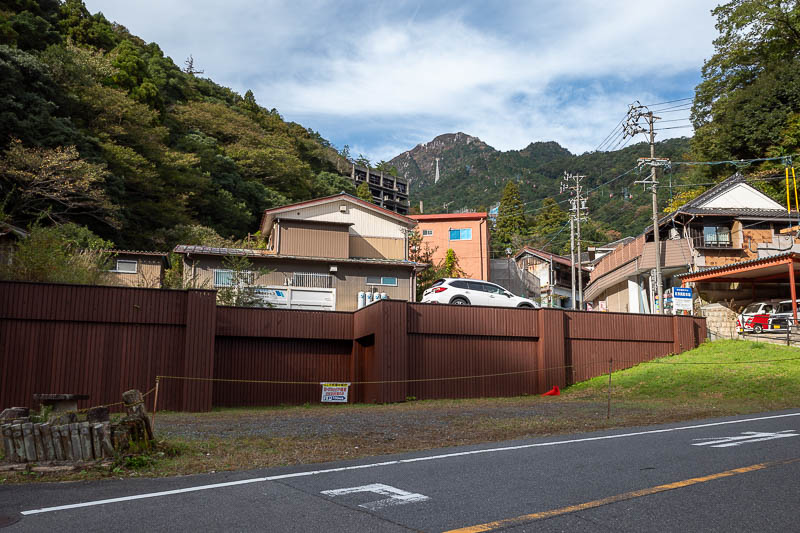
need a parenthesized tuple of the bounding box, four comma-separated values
(410, 213, 488, 221)
(515, 246, 591, 271)
(677, 250, 796, 278)
(173, 244, 426, 269)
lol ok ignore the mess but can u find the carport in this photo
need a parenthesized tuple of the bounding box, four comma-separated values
(680, 252, 800, 323)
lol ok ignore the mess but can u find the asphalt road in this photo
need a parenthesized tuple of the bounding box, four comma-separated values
(3, 409, 800, 532)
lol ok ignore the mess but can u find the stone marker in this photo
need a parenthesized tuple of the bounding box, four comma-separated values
(80, 422, 93, 460)
(12, 425, 25, 462)
(22, 423, 36, 462)
(69, 423, 82, 461)
(91, 424, 102, 459)
(51, 425, 64, 461)
(32, 424, 44, 460)
(40, 424, 55, 461)
(2, 425, 13, 461)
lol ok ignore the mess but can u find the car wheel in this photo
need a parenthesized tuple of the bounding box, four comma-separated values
(517, 304, 533, 308)
(451, 297, 469, 305)
(754, 324, 763, 334)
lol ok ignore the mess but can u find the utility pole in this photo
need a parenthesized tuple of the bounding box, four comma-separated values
(569, 217, 576, 309)
(623, 101, 668, 314)
(561, 172, 588, 309)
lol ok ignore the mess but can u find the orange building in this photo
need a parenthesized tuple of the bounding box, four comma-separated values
(409, 213, 491, 280)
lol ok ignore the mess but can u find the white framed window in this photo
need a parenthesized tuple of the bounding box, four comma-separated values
(213, 269, 255, 287)
(422, 229, 433, 236)
(366, 276, 398, 286)
(112, 259, 137, 273)
(449, 228, 472, 241)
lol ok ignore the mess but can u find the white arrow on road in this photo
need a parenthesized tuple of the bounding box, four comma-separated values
(321, 483, 429, 511)
(692, 430, 799, 448)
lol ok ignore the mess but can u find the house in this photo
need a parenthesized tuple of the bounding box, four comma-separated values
(513, 247, 590, 308)
(104, 250, 170, 288)
(0, 222, 28, 266)
(174, 194, 423, 311)
(585, 172, 796, 313)
(351, 164, 410, 215)
(409, 212, 491, 280)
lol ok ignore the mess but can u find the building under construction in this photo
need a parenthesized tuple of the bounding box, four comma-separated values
(351, 164, 410, 215)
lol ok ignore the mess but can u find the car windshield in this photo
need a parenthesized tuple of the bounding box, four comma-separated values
(778, 303, 794, 313)
(743, 304, 762, 314)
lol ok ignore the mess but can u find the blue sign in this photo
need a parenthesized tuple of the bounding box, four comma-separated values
(673, 287, 692, 299)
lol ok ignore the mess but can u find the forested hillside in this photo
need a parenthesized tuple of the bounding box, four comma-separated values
(0, 0, 352, 249)
(391, 133, 694, 240)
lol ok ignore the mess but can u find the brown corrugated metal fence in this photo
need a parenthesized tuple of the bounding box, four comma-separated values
(0, 281, 706, 412)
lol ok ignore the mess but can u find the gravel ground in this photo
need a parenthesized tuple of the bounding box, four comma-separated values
(154, 399, 616, 441)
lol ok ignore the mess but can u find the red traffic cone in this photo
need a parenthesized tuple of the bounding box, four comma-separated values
(542, 385, 560, 396)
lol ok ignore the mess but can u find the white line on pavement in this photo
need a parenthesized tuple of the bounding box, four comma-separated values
(21, 411, 800, 516)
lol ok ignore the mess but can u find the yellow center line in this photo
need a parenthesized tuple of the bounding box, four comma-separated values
(444, 457, 800, 533)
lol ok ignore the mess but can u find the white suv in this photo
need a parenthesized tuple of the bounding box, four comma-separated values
(421, 278, 539, 308)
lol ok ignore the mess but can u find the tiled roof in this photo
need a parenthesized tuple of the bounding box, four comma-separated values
(173, 245, 426, 269)
(103, 249, 169, 257)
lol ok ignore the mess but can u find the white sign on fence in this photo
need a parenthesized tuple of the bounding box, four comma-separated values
(321, 382, 350, 403)
(673, 287, 693, 313)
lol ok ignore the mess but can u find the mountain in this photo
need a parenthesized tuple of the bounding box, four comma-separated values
(389, 133, 694, 238)
(0, 0, 353, 250)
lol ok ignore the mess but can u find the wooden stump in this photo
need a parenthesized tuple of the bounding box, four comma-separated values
(122, 389, 154, 441)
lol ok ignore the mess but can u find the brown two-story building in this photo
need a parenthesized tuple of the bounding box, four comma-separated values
(174, 194, 423, 311)
(585, 173, 795, 313)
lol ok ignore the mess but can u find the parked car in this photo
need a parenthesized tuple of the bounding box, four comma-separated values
(737, 301, 778, 332)
(421, 278, 539, 308)
(742, 314, 771, 334)
(766, 300, 799, 328)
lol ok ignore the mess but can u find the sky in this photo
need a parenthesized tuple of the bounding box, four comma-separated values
(84, 1, 720, 163)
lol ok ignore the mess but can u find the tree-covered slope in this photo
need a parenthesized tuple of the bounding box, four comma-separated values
(392, 132, 694, 240)
(0, 0, 352, 249)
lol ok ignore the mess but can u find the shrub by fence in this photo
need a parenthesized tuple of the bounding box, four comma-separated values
(0, 281, 706, 412)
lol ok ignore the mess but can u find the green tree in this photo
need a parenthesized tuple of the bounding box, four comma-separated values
(409, 229, 440, 299)
(355, 154, 370, 169)
(356, 181, 373, 203)
(493, 181, 527, 254)
(527, 198, 569, 254)
(375, 160, 398, 177)
(440, 248, 466, 278)
(692, 1, 800, 166)
(215, 255, 271, 307)
(0, 222, 113, 284)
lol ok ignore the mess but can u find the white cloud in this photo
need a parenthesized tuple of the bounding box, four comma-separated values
(84, 0, 716, 159)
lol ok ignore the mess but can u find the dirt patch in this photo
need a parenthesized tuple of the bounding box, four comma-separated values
(0, 394, 777, 484)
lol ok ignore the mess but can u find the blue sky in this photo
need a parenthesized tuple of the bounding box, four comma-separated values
(84, 1, 720, 162)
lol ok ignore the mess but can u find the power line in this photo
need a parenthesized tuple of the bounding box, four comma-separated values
(643, 97, 693, 107)
(653, 125, 694, 131)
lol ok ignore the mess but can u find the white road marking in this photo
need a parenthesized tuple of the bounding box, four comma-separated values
(20, 411, 800, 516)
(692, 430, 799, 448)
(321, 483, 429, 511)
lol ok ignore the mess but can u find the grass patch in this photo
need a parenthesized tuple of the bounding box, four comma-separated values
(4, 340, 800, 484)
(567, 339, 800, 409)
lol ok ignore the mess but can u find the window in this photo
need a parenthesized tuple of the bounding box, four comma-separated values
(450, 280, 469, 289)
(113, 259, 137, 273)
(422, 229, 433, 236)
(213, 269, 255, 287)
(366, 276, 398, 286)
(449, 228, 472, 241)
(703, 226, 731, 247)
